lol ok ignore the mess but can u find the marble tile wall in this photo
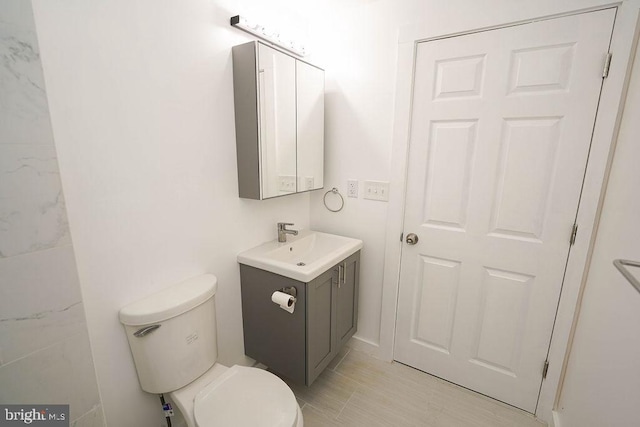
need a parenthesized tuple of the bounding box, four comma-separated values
(0, 1, 104, 425)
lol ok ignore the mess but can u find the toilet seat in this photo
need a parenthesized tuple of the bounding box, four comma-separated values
(194, 365, 298, 427)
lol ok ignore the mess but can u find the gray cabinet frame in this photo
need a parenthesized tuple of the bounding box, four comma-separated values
(231, 41, 261, 199)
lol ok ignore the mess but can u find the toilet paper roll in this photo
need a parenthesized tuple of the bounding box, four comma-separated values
(271, 291, 296, 314)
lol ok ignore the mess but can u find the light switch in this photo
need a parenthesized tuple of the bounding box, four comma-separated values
(363, 180, 390, 201)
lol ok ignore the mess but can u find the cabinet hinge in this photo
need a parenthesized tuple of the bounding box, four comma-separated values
(542, 360, 550, 379)
(400, 232, 404, 242)
(603, 52, 612, 78)
(570, 223, 578, 246)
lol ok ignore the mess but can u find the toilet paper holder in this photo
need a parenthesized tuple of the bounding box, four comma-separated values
(279, 286, 297, 302)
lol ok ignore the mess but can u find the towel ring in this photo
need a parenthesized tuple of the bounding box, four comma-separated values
(323, 188, 344, 212)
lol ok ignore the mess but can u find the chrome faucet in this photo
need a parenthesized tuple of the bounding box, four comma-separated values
(277, 222, 298, 242)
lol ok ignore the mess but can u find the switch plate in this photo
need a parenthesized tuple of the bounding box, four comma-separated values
(278, 175, 296, 192)
(363, 180, 390, 201)
(347, 180, 358, 198)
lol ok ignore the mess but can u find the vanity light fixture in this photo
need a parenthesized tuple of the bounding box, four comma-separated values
(230, 15, 308, 57)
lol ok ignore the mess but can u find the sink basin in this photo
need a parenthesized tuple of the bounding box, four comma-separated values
(237, 230, 363, 282)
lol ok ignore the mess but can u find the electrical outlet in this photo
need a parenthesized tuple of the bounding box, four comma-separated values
(347, 180, 358, 198)
(305, 176, 314, 190)
(363, 180, 390, 201)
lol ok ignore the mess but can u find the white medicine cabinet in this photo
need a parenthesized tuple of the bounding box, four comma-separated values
(232, 41, 325, 200)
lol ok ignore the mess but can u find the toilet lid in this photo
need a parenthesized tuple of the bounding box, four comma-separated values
(194, 365, 298, 427)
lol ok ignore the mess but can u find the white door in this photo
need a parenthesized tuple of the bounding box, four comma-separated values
(394, 9, 615, 412)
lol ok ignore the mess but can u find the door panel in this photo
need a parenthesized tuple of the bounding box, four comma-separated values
(411, 256, 460, 354)
(394, 9, 615, 412)
(470, 267, 533, 376)
(423, 121, 477, 229)
(490, 117, 561, 240)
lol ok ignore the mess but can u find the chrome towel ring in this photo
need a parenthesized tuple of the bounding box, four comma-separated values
(323, 187, 344, 212)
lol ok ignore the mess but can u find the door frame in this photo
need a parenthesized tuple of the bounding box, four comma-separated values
(378, 2, 640, 424)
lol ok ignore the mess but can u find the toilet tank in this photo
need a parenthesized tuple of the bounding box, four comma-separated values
(119, 274, 218, 394)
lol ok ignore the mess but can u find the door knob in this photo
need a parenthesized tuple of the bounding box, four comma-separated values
(406, 233, 419, 245)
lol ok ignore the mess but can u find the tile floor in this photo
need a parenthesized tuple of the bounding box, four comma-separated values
(276, 346, 547, 427)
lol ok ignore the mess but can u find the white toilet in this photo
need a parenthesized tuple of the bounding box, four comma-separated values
(119, 274, 303, 427)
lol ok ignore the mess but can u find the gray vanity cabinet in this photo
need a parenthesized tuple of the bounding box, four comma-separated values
(240, 251, 360, 386)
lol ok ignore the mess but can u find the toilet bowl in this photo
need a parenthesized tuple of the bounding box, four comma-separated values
(171, 363, 302, 427)
(119, 274, 302, 427)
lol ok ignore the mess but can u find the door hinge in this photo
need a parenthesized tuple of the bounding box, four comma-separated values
(570, 223, 578, 246)
(400, 232, 404, 242)
(542, 360, 550, 379)
(603, 52, 612, 78)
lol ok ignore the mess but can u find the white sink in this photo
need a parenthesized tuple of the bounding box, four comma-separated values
(237, 230, 363, 282)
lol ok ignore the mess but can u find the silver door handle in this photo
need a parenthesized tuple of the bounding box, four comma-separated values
(338, 263, 344, 288)
(406, 233, 419, 245)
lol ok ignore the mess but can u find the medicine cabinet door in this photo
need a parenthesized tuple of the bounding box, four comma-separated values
(296, 61, 325, 192)
(258, 44, 297, 198)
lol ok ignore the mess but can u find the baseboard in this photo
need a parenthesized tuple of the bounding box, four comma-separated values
(347, 335, 380, 357)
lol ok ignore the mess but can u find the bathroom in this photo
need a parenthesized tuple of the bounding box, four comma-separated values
(1, 0, 640, 426)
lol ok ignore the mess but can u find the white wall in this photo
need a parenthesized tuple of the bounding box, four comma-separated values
(30, 1, 332, 426)
(0, 1, 103, 425)
(309, 0, 404, 347)
(555, 40, 640, 427)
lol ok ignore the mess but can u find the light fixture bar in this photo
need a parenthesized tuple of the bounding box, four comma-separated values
(230, 15, 308, 57)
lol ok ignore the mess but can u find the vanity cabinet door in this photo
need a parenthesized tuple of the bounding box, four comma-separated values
(336, 252, 360, 349)
(306, 268, 337, 385)
(306, 251, 360, 385)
